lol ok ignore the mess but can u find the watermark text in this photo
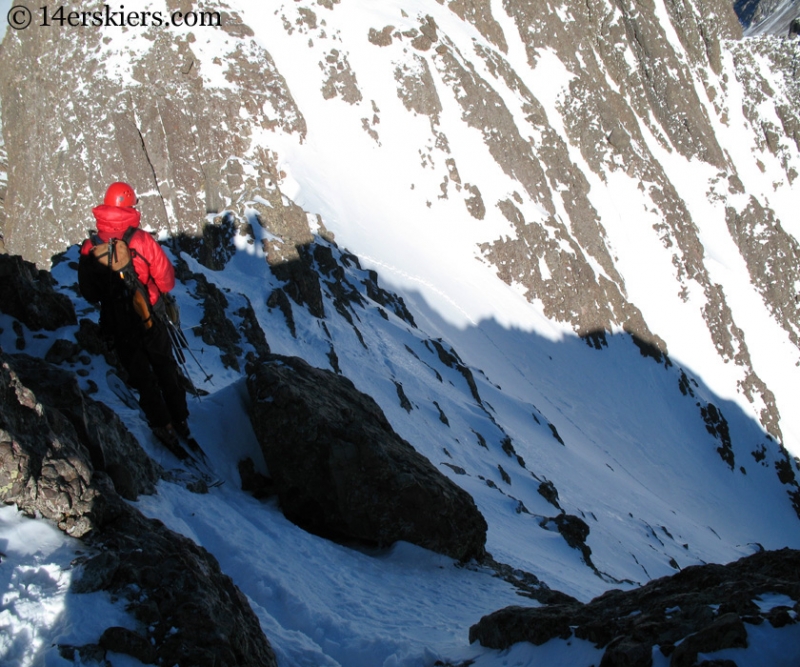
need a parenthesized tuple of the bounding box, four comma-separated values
(7, 5, 223, 31)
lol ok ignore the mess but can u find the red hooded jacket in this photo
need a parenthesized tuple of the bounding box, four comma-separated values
(80, 205, 175, 306)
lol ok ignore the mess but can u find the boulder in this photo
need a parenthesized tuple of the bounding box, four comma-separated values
(669, 613, 747, 667)
(247, 354, 488, 561)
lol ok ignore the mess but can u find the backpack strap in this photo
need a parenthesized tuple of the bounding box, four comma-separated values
(122, 227, 165, 304)
(122, 226, 139, 245)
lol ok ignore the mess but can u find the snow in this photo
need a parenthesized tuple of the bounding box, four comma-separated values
(0, 0, 12, 43)
(3, 0, 800, 665)
(4, 228, 799, 665)
(0, 506, 138, 667)
(745, 0, 800, 35)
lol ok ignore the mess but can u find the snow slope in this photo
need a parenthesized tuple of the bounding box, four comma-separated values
(1, 0, 800, 665)
(3, 229, 800, 665)
(745, 0, 800, 34)
(195, 0, 800, 457)
(2, 0, 799, 452)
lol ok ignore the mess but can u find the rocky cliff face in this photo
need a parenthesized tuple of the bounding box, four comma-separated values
(0, 2, 312, 264)
(0, 99, 6, 241)
(1, 1, 799, 448)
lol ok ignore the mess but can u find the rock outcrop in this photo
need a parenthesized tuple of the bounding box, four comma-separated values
(470, 547, 800, 666)
(0, 350, 277, 666)
(0, 115, 6, 237)
(1, 353, 118, 536)
(69, 507, 277, 667)
(0, 251, 278, 667)
(1, 352, 161, 505)
(0, 253, 76, 331)
(246, 354, 488, 562)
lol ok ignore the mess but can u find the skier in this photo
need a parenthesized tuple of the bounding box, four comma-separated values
(78, 181, 190, 449)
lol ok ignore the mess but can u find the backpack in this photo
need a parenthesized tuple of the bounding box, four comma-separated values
(78, 227, 156, 341)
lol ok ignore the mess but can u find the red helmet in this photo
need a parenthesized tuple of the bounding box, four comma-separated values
(104, 182, 137, 207)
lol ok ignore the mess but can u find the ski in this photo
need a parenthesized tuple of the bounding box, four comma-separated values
(106, 370, 142, 414)
(161, 445, 223, 491)
(106, 370, 222, 489)
(178, 434, 224, 489)
(151, 427, 223, 490)
(148, 433, 212, 492)
(163, 467, 216, 494)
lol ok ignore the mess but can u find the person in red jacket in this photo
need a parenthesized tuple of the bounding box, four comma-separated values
(78, 181, 190, 449)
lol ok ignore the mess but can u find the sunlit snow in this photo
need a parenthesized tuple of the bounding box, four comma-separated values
(2, 0, 800, 665)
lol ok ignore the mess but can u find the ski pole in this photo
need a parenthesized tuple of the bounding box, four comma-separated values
(164, 321, 202, 400)
(167, 319, 214, 385)
(166, 320, 187, 365)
